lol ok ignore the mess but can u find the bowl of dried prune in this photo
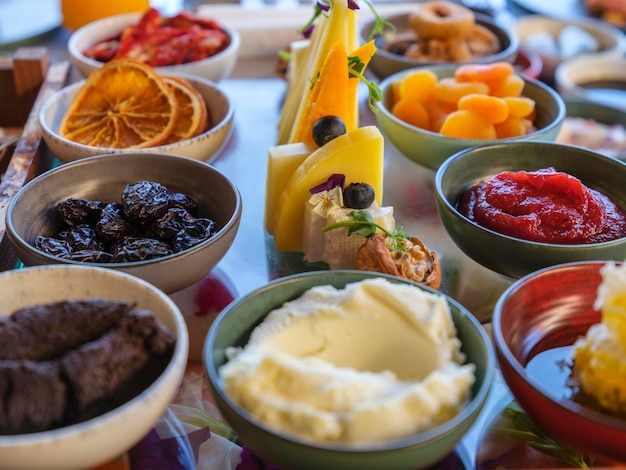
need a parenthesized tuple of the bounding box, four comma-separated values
(6, 153, 242, 294)
(0, 264, 188, 470)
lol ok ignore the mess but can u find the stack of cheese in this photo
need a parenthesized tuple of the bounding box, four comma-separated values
(265, 0, 390, 268)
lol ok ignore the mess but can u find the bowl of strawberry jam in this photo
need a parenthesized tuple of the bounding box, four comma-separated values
(434, 141, 626, 279)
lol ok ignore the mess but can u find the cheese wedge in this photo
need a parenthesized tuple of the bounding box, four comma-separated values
(279, 0, 357, 144)
(264, 141, 317, 234)
(273, 126, 384, 252)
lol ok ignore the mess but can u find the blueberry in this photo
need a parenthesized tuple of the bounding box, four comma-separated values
(312, 116, 347, 147)
(343, 183, 375, 209)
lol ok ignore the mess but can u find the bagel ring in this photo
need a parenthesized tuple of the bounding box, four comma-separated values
(409, 1, 475, 39)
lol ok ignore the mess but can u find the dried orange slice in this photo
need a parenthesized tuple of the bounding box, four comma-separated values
(163, 76, 209, 144)
(60, 59, 178, 148)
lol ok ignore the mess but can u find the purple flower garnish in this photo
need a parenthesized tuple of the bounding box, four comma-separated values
(309, 174, 345, 194)
(316, 0, 331, 11)
(347, 0, 360, 10)
(301, 23, 315, 39)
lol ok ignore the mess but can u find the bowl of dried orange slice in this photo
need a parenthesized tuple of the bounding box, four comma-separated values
(39, 58, 233, 163)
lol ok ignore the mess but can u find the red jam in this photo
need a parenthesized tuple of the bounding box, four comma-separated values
(459, 167, 626, 244)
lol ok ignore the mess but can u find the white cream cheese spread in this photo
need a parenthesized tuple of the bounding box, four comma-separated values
(219, 278, 475, 445)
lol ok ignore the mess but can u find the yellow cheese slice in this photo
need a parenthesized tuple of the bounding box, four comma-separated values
(273, 126, 384, 252)
(264, 141, 317, 234)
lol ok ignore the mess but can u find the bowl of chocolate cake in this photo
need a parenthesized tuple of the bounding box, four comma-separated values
(0, 264, 189, 470)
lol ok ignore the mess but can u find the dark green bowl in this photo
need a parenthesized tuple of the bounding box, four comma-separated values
(204, 270, 494, 470)
(434, 141, 626, 279)
(375, 64, 566, 171)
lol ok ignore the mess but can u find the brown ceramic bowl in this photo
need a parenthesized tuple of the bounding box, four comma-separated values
(492, 261, 626, 462)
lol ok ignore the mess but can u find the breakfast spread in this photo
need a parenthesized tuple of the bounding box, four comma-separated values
(60, 59, 209, 148)
(219, 278, 475, 444)
(82, 8, 229, 66)
(572, 261, 626, 415)
(382, 1, 500, 62)
(0, 299, 175, 434)
(459, 167, 626, 244)
(389, 62, 537, 138)
(35, 180, 216, 263)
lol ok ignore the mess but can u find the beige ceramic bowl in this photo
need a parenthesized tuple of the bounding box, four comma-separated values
(0, 264, 188, 470)
(6, 153, 242, 294)
(514, 14, 626, 82)
(68, 12, 240, 82)
(39, 73, 233, 163)
(555, 54, 626, 111)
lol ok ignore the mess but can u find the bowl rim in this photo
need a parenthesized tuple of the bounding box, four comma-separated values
(38, 73, 235, 160)
(376, 65, 566, 144)
(204, 269, 495, 452)
(360, 11, 520, 68)
(0, 264, 189, 447)
(433, 141, 626, 249)
(492, 260, 626, 432)
(67, 11, 241, 71)
(5, 152, 243, 268)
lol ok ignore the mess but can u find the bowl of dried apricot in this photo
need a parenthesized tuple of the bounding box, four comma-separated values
(68, 8, 240, 82)
(375, 61, 566, 170)
(39, 58, 233, 163)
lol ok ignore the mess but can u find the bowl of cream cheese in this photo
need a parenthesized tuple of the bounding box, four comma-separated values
(204, 270, 494, 470)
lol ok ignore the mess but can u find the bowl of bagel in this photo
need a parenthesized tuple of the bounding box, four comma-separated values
(360, 0, 519, 79)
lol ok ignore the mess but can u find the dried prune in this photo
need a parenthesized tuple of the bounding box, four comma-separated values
(168, 192, 198, 215)
(57, 225, 105, 252)
(149, 208, 196, 241)
(122, 181, 170, 225)
(64, 250, 114, 263)
(96, 203, 137, 243)
(110, 237, 174, 263)
(173, 217, 216, 252)
(34, 236, 72, 257)
(55, 198, 106, 226)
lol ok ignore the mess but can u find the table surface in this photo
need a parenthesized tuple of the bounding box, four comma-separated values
(2, 2, 624, 468)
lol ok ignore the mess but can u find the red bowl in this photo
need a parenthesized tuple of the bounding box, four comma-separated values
(514, 49, 543, 80)
(492, 261, 626, 463)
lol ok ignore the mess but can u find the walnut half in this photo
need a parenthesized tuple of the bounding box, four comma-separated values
(355, 233, 442, 289)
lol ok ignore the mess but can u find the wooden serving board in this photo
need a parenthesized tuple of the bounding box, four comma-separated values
(0, 47, 70, 271)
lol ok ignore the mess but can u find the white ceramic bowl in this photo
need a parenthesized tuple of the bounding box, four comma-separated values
(0, 265, 189, 470)
(6, 153, 242, 294)
(514, 14, 626, 82)
(555, 54, 626, 111)
(39, 73, 233, 163)
(68, 12, 240, 82)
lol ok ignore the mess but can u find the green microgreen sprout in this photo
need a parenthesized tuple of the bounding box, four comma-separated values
(363, 0, 396, 38)
(322, 210, 409, 254)
(347, 55, 382, 114)
(495, 401, 594, 469)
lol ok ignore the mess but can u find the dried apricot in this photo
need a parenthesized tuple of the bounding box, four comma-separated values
(494, 115, 527, 138)
(426, 100, 457, 133)
(489, 74, 524, 98)
(392, 99, 431, 129)
(399, 69, 438, 104)
(458, 94, 508, 124)
(504, 96, 535, 118)
(440, 110, 496, 139)
(436, 77, 489, 104)
(454, 62, 514, 83)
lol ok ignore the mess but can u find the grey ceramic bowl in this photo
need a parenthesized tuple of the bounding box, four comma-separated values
(39, 73, 234, 163)
(0, 264, 188, 470)
(360, 12, 519, 80)
(6, 153, 242, 294)
(434, 141, 626, 279)
(204, 270, 494, 470)
(376, 64, 566, 171)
